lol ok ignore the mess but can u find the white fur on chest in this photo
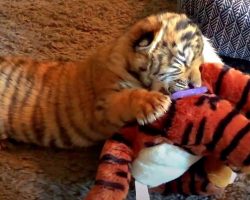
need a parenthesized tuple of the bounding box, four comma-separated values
(202, 36, 223, 64)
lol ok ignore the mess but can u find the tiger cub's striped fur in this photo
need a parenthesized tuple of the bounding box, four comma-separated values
(0, 12, 204, 148)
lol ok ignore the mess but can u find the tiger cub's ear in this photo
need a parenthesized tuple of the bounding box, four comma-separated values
(126, 16, 161, 51)
(119, 16, 162, 80)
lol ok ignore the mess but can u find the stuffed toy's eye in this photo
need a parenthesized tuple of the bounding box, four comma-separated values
(135, 32, 154, 48)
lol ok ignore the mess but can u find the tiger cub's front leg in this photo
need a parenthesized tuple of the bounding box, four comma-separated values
(95, 88, 171, 135)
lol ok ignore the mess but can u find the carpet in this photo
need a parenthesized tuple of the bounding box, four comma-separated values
(0, 0, 249, 199)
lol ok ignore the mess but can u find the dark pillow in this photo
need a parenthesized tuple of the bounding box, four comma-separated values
(178, 0, 250, 61)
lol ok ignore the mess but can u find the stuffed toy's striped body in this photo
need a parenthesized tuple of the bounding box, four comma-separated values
(85, 63, 250, 200)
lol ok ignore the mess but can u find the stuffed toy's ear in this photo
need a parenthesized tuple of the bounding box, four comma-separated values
(201, 63, 250, 114)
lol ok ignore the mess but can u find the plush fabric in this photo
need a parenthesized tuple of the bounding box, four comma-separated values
(85, 62, 250, 200)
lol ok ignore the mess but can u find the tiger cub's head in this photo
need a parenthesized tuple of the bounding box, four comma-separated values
(119, 12, 204, 94)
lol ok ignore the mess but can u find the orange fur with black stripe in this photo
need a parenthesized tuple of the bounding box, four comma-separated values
(0, 12, 204, 148)
(85, 63, 250, 200)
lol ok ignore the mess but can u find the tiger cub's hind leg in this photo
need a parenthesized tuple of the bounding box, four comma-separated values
(0, 139, 9, 150)
(0, 127, 9, 150)
(0, 129, 11, 150)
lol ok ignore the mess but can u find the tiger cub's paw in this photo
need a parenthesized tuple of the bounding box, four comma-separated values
(133, 90, 171, 125)
(0, 139, 9, 150)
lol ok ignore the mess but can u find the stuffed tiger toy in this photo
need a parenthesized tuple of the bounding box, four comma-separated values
(0, 12, 204, 148)
(85, 62, 250, 200)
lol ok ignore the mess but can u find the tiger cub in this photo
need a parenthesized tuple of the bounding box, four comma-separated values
(0, 12, 204, 148)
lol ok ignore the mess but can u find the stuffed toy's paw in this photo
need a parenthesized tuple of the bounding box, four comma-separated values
(204, 156, 237, 188)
